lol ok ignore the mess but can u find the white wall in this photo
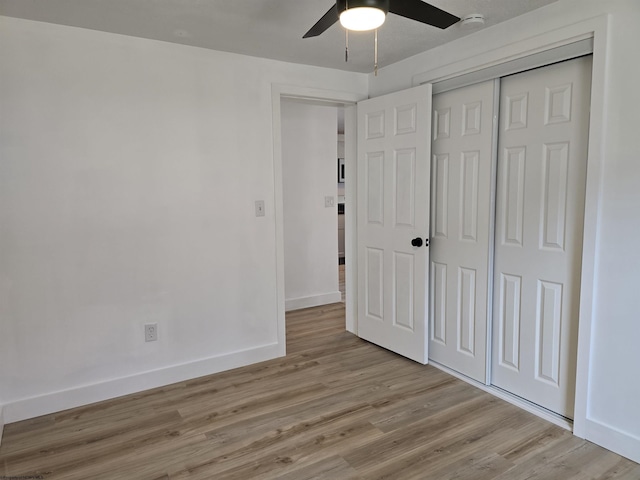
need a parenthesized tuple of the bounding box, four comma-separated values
(282, 100, 340, 311)
(0, 16, 367, 423)
(370, 0, 640, 463)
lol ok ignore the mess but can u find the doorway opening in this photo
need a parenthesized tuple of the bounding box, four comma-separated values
(281, 98, 342, 312)
(271, 84, 362, 353)
(337, 107, 346, 303)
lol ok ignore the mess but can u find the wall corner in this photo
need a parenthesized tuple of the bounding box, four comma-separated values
(0, 404, 5, 447)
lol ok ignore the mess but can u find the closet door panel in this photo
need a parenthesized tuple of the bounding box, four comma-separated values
(429, 80, 495, 382)
(491, 57, 592, 419)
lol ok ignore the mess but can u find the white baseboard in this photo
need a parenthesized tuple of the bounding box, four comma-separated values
(584, 418, 640, 464)
(285, 291, 342, 311)
(3, 342, 282, 424)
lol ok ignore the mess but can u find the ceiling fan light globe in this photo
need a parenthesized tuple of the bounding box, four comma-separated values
(339, 7, 386, 31)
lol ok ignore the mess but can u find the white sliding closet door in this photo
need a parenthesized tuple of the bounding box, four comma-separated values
(492, 57, 592, 418)
(429, 80, 495, 382)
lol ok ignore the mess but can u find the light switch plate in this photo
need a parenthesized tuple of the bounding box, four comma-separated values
(255, 200, 265, 217)
(325, 196, 335, 208)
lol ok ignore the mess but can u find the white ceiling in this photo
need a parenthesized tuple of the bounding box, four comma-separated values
(0, 0, 558, 73)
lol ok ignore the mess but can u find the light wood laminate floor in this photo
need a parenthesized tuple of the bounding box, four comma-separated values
(1, 303, 638, 479)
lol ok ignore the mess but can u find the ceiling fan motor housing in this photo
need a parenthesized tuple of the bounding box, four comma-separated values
(303, 0, 459, 39)
(337, 0, 390, 15)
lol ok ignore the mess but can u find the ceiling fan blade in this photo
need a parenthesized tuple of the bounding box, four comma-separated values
(389, 0, 459, 29)
(303, 4, 339, 38)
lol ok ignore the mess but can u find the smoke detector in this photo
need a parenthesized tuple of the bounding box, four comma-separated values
(460, 13, 485, 29)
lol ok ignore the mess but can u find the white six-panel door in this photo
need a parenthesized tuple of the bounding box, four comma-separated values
(429, 80, 495, 382)
(492, 57, 592, 418)
(357, 84, 431, 364)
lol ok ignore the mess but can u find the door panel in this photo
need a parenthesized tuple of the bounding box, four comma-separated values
(366, 152, 384, 225)
(357, 84, 431, 364)
(428, 80, 495, 381)
(365, 247, 384, 320)
(395, 149, 416, 227)
(502, 147, 526, 246)
(498, 273, 522, 371)
(491, 56, 592, 418)
(458, 267, 477, 355)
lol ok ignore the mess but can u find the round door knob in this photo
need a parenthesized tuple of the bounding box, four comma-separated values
(411, 237, 423, 247)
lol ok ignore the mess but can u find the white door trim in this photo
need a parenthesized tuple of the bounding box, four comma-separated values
(271, 85, 367, 352)
(412, 17, 604, 88)
(424, 38, 593, 96)
(485, 79, 501, 386)
(408, 14, 610, 441)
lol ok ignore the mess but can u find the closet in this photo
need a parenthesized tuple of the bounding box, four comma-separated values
(428, 56, 592, 419)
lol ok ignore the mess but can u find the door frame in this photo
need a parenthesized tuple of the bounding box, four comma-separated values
(271, 85, 366, 354)
(412, 15, 609, 438)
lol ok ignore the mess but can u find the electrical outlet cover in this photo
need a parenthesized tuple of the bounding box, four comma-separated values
(145, 323, 158, 342)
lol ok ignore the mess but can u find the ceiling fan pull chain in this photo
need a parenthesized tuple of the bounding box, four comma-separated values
(345, 29, 349, 62)
(374, 28, 378, 76)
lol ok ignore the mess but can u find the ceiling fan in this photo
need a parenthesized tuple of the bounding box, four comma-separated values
(303, 0, 460, 39)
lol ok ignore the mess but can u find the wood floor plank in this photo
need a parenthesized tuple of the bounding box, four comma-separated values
(265, 454, 360, 480)
(0, 302, 638, 479)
